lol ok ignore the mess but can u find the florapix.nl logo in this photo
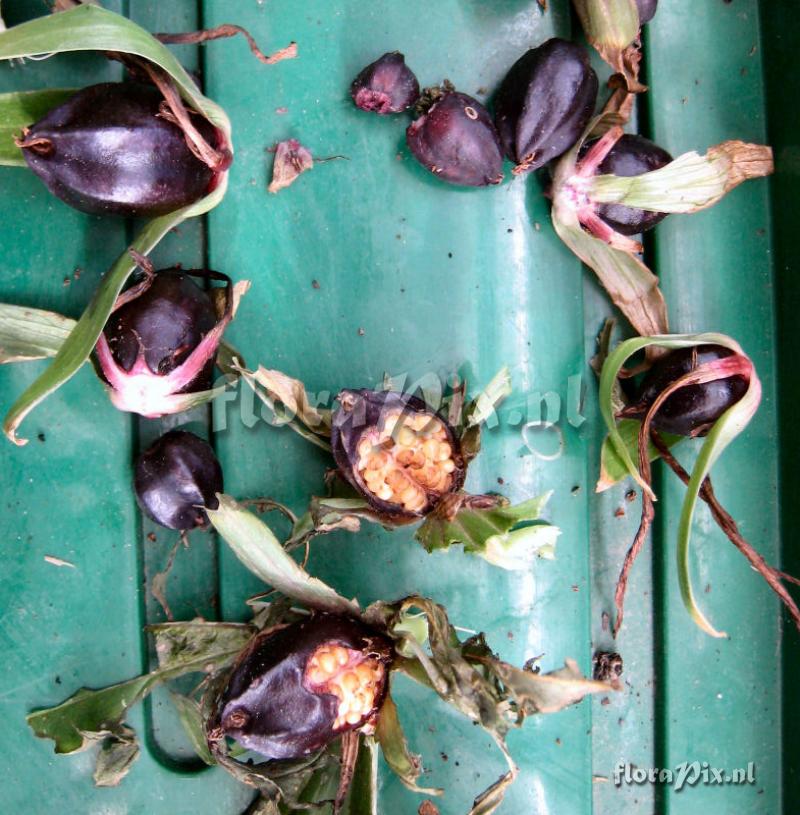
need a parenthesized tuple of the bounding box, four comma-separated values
(211, 368, 588, 459)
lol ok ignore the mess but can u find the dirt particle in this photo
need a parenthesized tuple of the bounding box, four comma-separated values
(311, 279, 320, 289)
(37, 432, 46, 443)
(357, 327, 365, 336)
(147, 532, 157, 543)
(625, 489, 637, 503)
(497, 476, 505, 485)
(614, 506, 626, 518)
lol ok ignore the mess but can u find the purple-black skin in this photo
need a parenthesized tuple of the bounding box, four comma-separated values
(623, 345, 749, 437)
(134, 430, 223, 530)
(406, 92, 504, 187)
(350, 51, 420, 114)
(20, 82, 218, 217)
(103, 271, 218, 388)
(582, 134, 673, 236)
(214, 614, 393, 760)
(636, 0, 658, 24)
(493, 38, 598, 173)
(331, 389, 466, 524)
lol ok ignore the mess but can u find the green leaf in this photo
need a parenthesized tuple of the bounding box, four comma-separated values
(0, 5, 230, 134)
(596, 419, 683, 492)
(416, 493, 559, 570)
(147, 619, 254, 673)
(0, 88, 75, 166)
(598, 333, 762, 636)
(207, 494, 359, 615)
(28, 618, 250, 756)
(92, 725, 140, 787)
(27, 675, 155, 754)
(0, 303, 76, 362)
(375, 693, 442, 795)
(340, 736, 378, 815)
(590, 141, 774, 213)
(170, 693, 215, 766)
(3, 180, 227, 445)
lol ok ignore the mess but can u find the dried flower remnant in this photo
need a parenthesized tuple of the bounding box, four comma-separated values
(268, 139, 314, 193)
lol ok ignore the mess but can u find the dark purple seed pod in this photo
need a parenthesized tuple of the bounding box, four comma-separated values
(331, 389, 466, 524)
(406, 91, 504, 187)
(134, 430, 223, 530)
(636, 0, 658, 24)
(213, 614, 393, 760)
(18, 82, 220, 217)
(493, 38, 598, 174)
(621, 345, 749, 437)
(95, 269, 231, 417)
(350, 51, 420, 114)
(582, 133, 673, 236)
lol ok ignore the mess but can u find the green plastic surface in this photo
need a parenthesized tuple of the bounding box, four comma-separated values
(0, 1, 795, 813)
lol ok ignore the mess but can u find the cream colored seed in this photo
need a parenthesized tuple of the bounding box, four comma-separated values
(346, 711, 363, 725)
(367, 452, 388, 470)
(319, 652, 336, 674)
(357, 439, 372, 458)
(406, 493, 427, 512)
(341, 671, 360, 692)
(396, 449, 414, 466)
(307, 667, 327, 685)
(400, 485, 420, 504)
(423, 438, 439, 459)
(441, 459, 455, 474)
(409, 451, 426, 469)
(355, 663, 375, 683)
(437, 443, 452, 460)
(376, 483, 393, 501)
(386, 470, 408, 490)
(334, 646, 350, 666)
(396, 426, 416, 447)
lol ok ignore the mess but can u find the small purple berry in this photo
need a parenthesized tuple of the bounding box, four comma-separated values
(350, 52, 420, 114)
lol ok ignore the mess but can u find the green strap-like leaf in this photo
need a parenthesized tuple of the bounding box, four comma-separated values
(0, 88, 76, 167)
(3, 180, 227, 445)
(0, 302, 76, 362)
(0, 5, 230, 133)
(207, 494, 359, 615)
(598, 332, 761, 636)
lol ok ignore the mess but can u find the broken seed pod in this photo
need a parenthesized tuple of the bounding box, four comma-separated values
(331, 389, 466, 524)
(134, 430, 223, 530)
(350, 51, 420, 114)
(578, 133, 672, 235)
(210, 613, 392, 759)
(618, 344, 749, 436)
(493, 38, 599, 174)
(95, 257, 233, 417)
(17, 82, 223, 217)
(406, 90, 504, 187)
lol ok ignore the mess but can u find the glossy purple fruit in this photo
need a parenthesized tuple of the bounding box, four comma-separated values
(350, 52, 420, 114)
(213, 614, 393, 760)
(636, 0, 658, 24)
(621, 345, 749, 437)
(582, 133, 673, 235)
(406, 91, 504, 187)
(18, 82, 220, 216)
(493, 38, 598, 174)
(95, 269, 231, 417)
(331, 389, 466, 524)
(134, 430, 223, 530)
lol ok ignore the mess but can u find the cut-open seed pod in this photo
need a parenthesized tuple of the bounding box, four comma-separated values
(95, 262, 233, 417)
(17, 82, 222, 216)
(619, 345, 749, 436)
(493, 38, 598, 174)
(210, 614, 393, 760)
(331, 389, 466, 523)
(350, 51, 420, 114)
(134, 429, 223, 530)
(579, 133, 672, 235)
(406, 90, 504, 187)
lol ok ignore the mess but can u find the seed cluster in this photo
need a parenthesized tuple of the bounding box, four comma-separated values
(305, 643, 385, 730)
(356, 410, 456, 512)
